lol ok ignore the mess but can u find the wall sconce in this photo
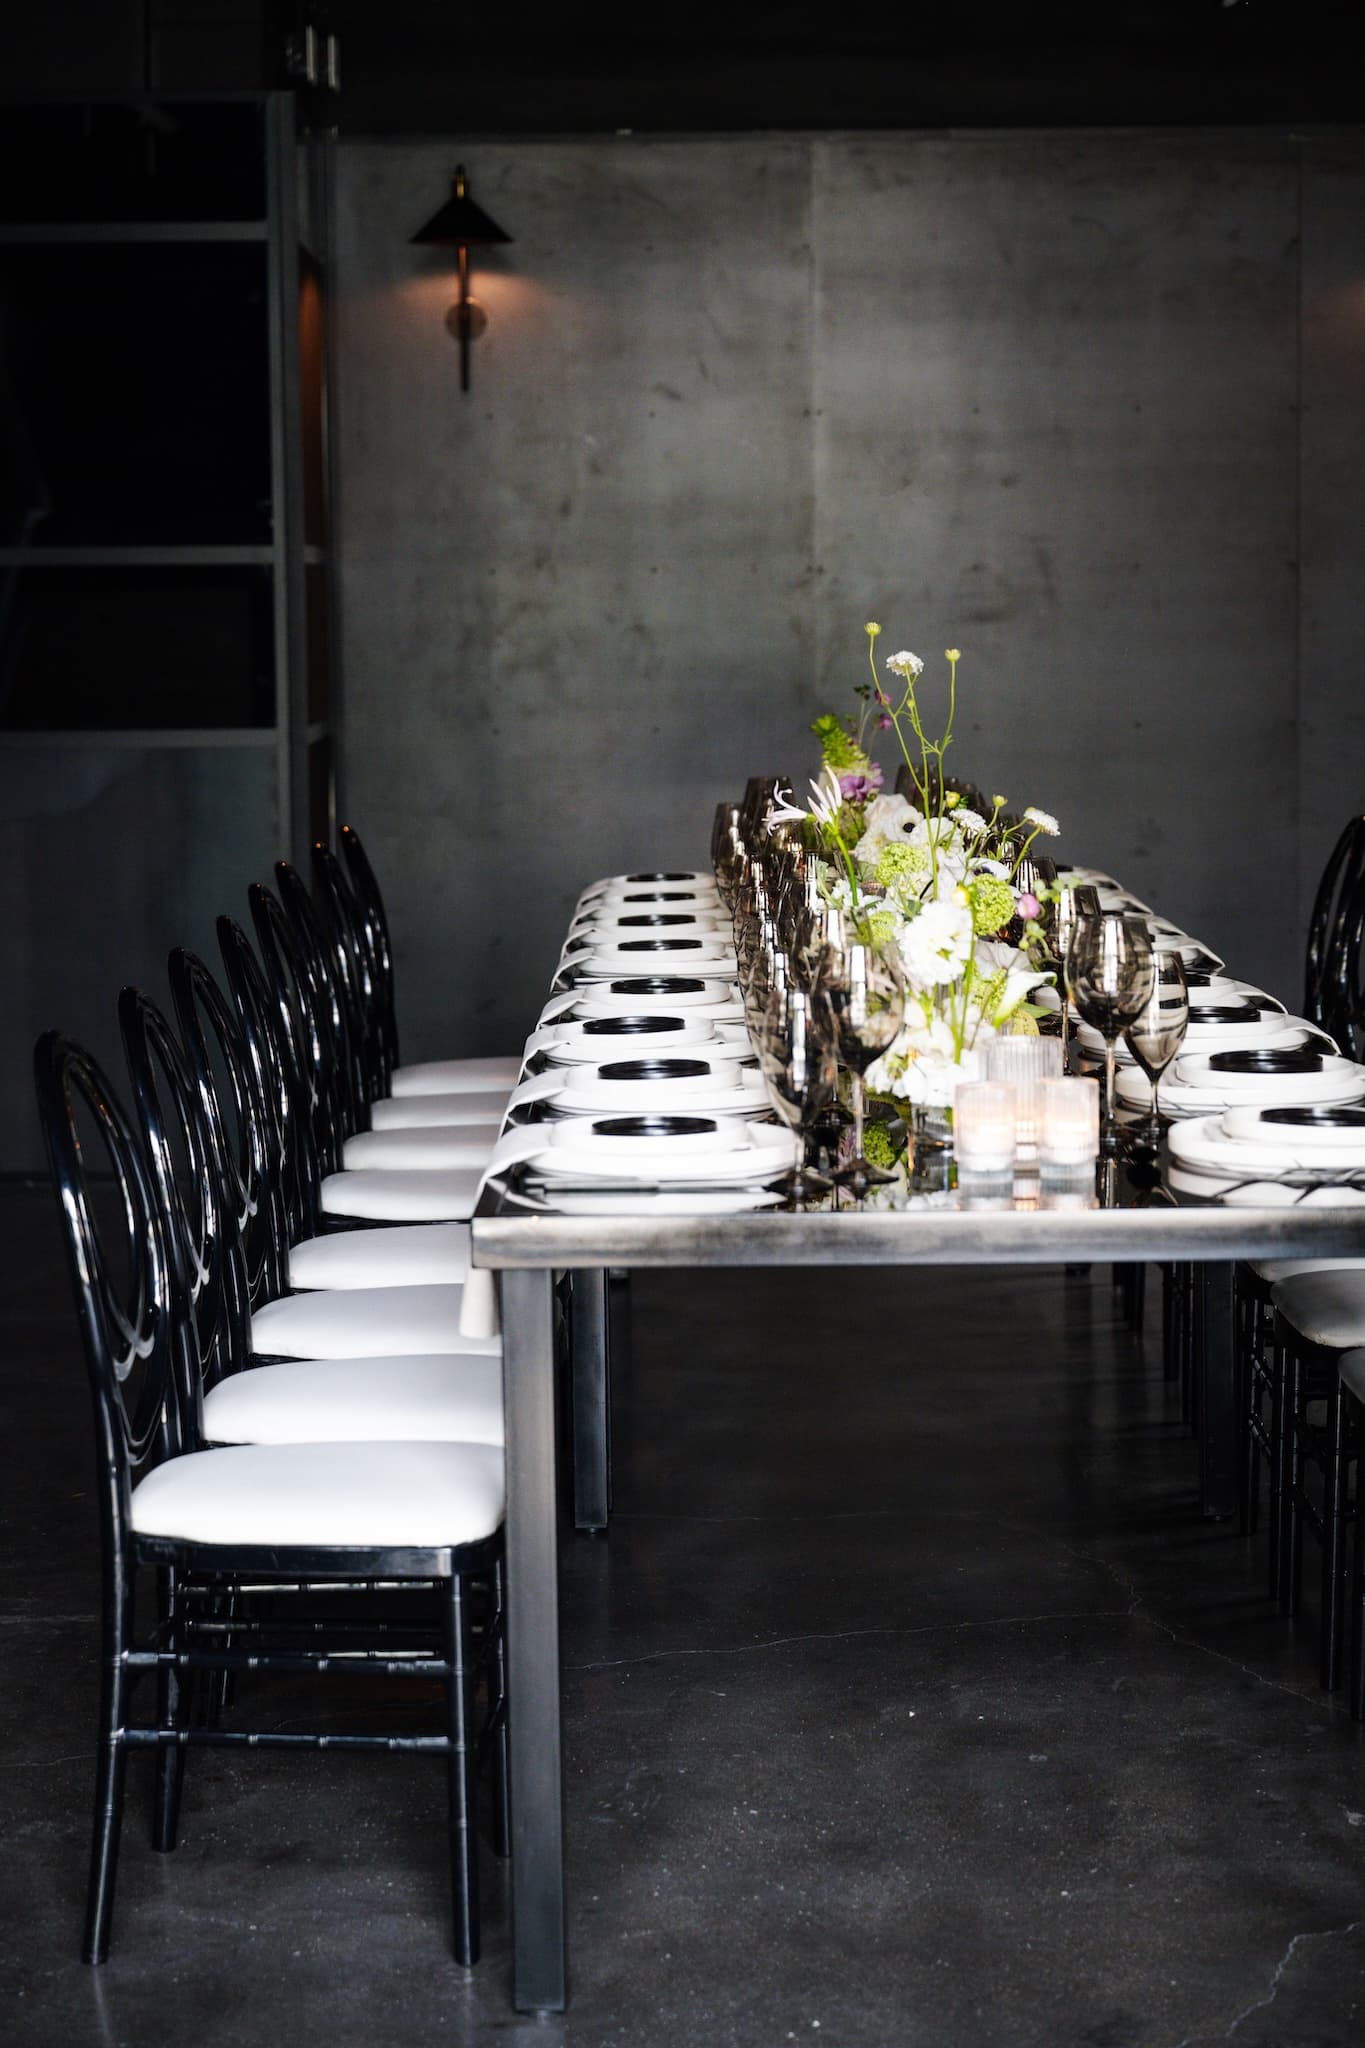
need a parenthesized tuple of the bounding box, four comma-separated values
(410, 164, 513, 393)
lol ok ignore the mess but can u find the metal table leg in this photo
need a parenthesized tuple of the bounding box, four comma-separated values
(1197, 1260, 1238, 1520)
(499, 1266, 567, 2012)
(569, 1268, 611, 1533)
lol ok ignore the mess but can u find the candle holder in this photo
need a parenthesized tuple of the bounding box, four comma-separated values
(984, 1036, 1064, 1158)
(954, 1081, 1018, 1175)
(1039, 1076, 1100, 1169)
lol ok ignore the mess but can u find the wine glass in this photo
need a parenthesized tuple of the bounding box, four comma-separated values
(1065, 913, 1156, 1151)
(1123, 951, 1189, 1152)
(711, 802, 742, 870)
(813, 940, 906, 1193)
(1038, 882, 1085, 1060)
(754, 987, 838, 1202)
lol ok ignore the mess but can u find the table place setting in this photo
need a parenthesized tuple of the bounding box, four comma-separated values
(478, 629, 1365, 1221)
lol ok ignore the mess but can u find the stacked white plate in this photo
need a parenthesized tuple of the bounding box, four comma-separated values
(544, 1053, 768, 1119)
(572, 976, 743, 1021)
(1077, 1001, 1304, 1067)
(1117, 1045, 1365, 1118)
(539, 1014, 743, 1065)
(1169, 1103, 1365, 1187)
(519, 1111, 796, 1185)
(576, 938, 737, 978)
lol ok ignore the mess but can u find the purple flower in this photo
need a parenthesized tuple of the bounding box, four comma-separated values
(838, 765, 884, 802)
(1016, 891, 1041, 920)
(876, 712, 892, 730)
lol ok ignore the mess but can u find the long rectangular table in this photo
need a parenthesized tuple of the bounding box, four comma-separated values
(472, 1173, 1365, 2012)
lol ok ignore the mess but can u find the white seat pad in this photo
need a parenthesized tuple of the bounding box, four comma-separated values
(1272, 1264, 1365, 1348)
(320, 1168, 483, 1222)
(131, 1440, 505, 1549)
(288, 1222, 470, 1290)
(370, 1092, 507, 1130)
(203, 1354, 504, 1447)
(251, 1283, 499, 1359)
(342, 1127, 497, 1172)
(1249, 1258, 1365, 1288)
(390, 1056, 524, 1098)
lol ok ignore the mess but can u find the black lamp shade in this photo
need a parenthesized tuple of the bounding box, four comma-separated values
(411, 166, 512, 247)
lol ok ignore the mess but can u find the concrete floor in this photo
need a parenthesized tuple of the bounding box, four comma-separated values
(2, 1183, 1364, 2047)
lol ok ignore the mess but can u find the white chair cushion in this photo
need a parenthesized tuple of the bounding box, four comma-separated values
(288, 1222, 470, 1290)
(370, 1092, 507, 1130)
(342, 1127, 497, 1173)
(202, 1354, 504, 1447)
(1272, 1264, 1365, 1348)
(251, 1283, 499, 1360)
(1249, 1258, 1365, 1287)
(131, 1441, 505, 1549)
(390, 1056, 524, 1097)
(1341, 1348, 1365, 1405)
(320, 1168, 483, 1222)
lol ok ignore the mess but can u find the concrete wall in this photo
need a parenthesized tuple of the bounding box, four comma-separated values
(334, 131, 1365, 1061)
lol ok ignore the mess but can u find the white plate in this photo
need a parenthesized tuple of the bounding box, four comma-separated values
(552, 1057, 766, 1115)
(574, 982, 742, 1020)
(579, 942, 737, 977)
(1222, 1104, 1365, 1159)
(524, 1119, 797, 1183)
(1169, 1114, 1365, 1182)
(1115, 1057, 1365, 1117)
(549, 1112, 747, 1159)
(543, 1016, 719, 1061)
(570, 910, 729, 934)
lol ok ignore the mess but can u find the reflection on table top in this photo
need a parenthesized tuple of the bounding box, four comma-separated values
(471, 1134, 1365, 1270)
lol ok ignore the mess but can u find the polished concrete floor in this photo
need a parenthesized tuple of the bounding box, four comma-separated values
(2, 1183, 1364, 2046)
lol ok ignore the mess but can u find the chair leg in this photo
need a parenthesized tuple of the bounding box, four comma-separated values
(1320, 1382, 1350, 1693)
(84, 1572, 130, 1965)
(153, 1566, 187, 1853)
(490, 1557, 512, 1862)
(444, 1573, 480, 1967)
(1282, 1350, 1305, 1618)
(1350, 1455, 1365, 1722)
(1268, 1336, 1289, 1602)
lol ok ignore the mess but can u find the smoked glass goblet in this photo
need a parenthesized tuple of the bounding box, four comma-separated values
(813, 940, 906, 1193)
(1123, 951, 1189, 1152)
(1065, 913, 1156, 1151)
(754, 987, 838, 1202)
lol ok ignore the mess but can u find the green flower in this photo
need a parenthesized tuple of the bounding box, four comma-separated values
(810, 714, 861, 772)
(874, 842, 930, 888)
(854, 908, 900, 947)
(968, 875, 1016, 935)
(862, 1121, 898, 1169)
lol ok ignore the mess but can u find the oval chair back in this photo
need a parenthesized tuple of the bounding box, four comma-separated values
(170, 947, 288, 1312)
(248, 880, 349, 1178)
(311, 840, 395, 1096)
(117, 985, 248, 1427)
(34, 1031, 184, 1534)
(339, 823, 399, 1067)
(217, 913, 323, 1239)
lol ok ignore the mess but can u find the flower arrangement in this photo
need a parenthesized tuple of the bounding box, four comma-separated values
(768, 625, 1063, 1110)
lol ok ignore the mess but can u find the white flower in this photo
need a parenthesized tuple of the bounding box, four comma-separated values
(951, 807, 987, 839)
(885, 650, 924, 680)
(806, 766, 845, 828)
(897, 900, 974, 988)
(764, 782, 807, 830)
(1023, 806, 1060, 836)
(851, 793, 921, 868)
(969, 857, 1011, 879)
(865, 1013, 983, 1107)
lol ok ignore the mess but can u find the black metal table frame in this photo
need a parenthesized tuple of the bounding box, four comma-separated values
(472, 1193, 1365, 2013)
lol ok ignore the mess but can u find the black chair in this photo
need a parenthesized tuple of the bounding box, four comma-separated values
(1303, 814, 1365, 1041)
(35, 1028, 507, 1966)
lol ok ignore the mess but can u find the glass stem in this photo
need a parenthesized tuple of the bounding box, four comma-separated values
(1104, 1037, 1117, 1129)
(851, 1071, 865, 1163)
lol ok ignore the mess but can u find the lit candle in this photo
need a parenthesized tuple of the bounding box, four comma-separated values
(984, 1035, 1064, 1156)
(954, 1081, 1018, 1174)
(1039, 1076, 1100, 1167)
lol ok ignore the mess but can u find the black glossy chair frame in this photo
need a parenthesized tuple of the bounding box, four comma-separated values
(1304, 814, 1365, 1044)
(35, 1030, 507, 1966)
(340, 821, 400, 1073)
